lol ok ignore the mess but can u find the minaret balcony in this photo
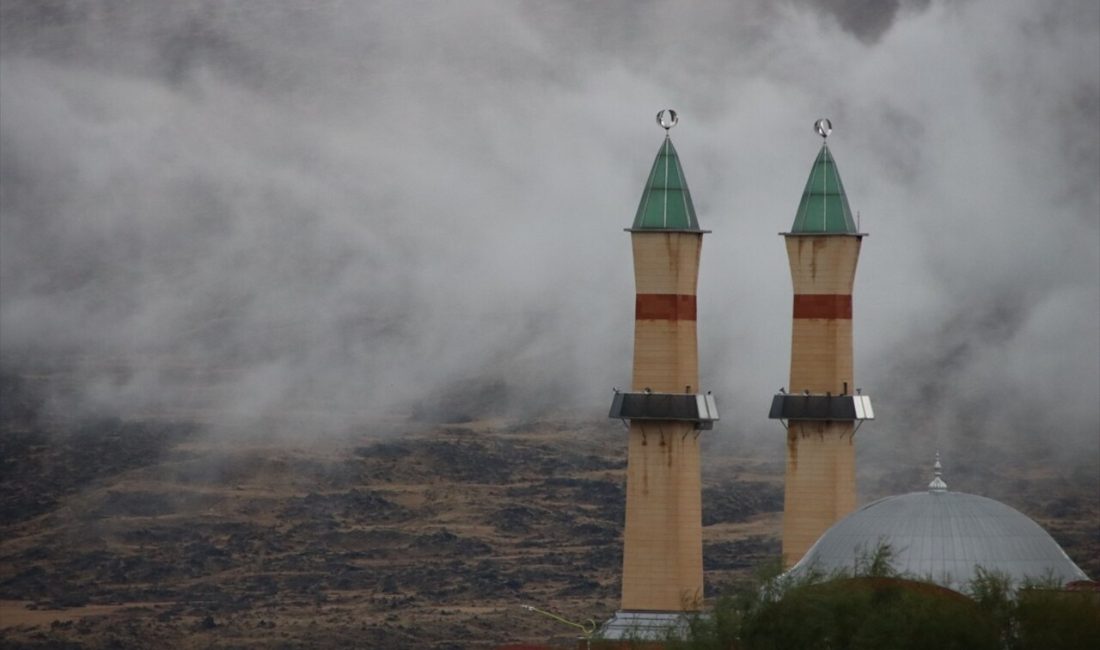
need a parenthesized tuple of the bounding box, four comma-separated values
(609, 390, 719, 430)
(768, 392, 874, 421)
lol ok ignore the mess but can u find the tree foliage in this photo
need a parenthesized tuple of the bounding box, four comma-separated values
(668, 545, 1099, 650)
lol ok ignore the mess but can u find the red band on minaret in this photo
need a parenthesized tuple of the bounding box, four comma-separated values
(635, 294, 697, 321)
(793, 294, 852, 319)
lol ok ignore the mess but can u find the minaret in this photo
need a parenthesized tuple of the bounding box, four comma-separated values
(605, 111, 718, 635)
(769, 119, 873, 567)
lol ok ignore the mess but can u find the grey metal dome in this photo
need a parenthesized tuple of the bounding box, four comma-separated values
(790, 489, 1089, 591)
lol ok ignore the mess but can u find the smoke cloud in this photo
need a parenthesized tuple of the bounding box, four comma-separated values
(1, 1, 1097, 469)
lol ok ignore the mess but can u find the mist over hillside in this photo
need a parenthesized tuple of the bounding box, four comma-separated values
(1, 0, 1097, 476)
(0, 382, 1095, 647)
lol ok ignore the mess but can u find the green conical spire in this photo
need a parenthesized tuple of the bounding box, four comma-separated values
(790, 143, 858, 234)
(632, 136, 701, 231)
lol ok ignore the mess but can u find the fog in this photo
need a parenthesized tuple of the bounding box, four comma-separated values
(1, 1, 1097, 467)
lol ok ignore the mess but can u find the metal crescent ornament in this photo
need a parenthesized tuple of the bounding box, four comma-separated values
(814, 118, 832, 138)
(657, 109, 679, 131)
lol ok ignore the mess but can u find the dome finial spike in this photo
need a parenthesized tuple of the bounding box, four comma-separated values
(929, 450, 947, 492)
(815, 118, 832, 139)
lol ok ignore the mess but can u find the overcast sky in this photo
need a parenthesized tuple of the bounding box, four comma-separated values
(1, 0, 1097, 466)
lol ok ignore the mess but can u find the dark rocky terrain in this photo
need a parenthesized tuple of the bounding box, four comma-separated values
(0, 371, 1094, 648)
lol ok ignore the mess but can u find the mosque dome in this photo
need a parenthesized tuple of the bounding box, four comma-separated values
(790, 460, 1090, 592)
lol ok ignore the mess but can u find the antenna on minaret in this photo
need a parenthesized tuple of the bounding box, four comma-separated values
(657, 109, 679, 137)
(929, 451, 947, 493)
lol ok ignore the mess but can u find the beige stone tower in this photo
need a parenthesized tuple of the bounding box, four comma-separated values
(769, 120, 873, 567)
(604, 111, 718, 638)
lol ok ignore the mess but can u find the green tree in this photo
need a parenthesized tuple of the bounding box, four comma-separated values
(667, 544, 1099, 650)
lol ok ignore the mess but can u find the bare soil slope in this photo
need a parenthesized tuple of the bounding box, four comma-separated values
(0, 372, 1093, 648)
(0, 408, 783, 648)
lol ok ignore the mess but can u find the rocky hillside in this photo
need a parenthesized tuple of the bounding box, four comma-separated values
(0, 370, 1094, 648)
(0, 402, 783, 648)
